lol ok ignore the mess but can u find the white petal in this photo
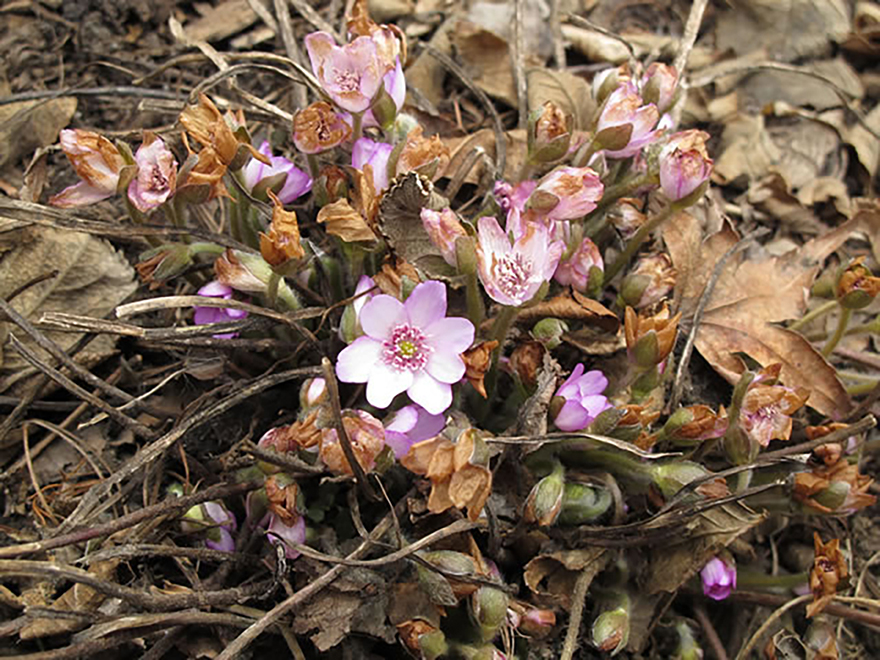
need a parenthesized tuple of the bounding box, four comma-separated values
(405, 281, 447, 328)
(366, 363, 412, 409)
(425, 352, 465, 384)
(425, 317, 475, 355)
(360, 295, 406, 339)
(408, 372, 452, 415)
(336, 337, 382, 383)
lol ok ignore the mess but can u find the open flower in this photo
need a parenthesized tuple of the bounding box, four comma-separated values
(384, 404, 446, 459)
(554, 236, 603, 293)
(476, 216, 564, 307)
(739, 372, 809, 448)
(352, 137, 393, 193)
(193, 281, 248, 339)
(701, 556, 736, 601)
(527, 167, 604, 222)
(305, 32, 390, 113)
(50, 129, 124, 207)
(243, 141, 311, 203)
(552, 364, 613, 431)
(595, 81, 659, 158)
(127, 132, 177, 212)
(658, 130, 713, 201)
(336, 280, 475, 414)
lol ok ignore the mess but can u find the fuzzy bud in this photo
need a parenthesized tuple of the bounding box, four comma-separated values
(523, 463, 565, 527)
(592, 604, 630, 656)
(528, 101, 573, 164)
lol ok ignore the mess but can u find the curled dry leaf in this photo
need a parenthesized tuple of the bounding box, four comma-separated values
(515, 289, 620, 334)
(524, 547, 608, 609)
(316, 199, 378, 243)
(444, 128, 528, 185)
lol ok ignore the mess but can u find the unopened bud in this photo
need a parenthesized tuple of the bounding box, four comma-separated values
(524, 463, 565, 527)
(370, 83, 399, 130)
(518, 607, 556, 637)
(592, 604, 630, 656)
(531, 317, 569, 349)
(136, 244, 192, 288)
(558, 482, 613, 525)
(835, 257, 880, 310)
(471, 585, 509, 640)
(528, 101, 573, 164)
(650, 460, 711, 499)
(299, 377, 328, 411)
(672, 620, 703, 660)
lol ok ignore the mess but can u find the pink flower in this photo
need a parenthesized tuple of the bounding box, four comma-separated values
(640, 63, 678, 113)
(338, 275, 376, 342)
(336, 280, 475, 414)
(266, 513, 306, 559)
(596, 81, 660, 158)
(182, 501, 237, 553)
(384, 404, 446, 459)
(352, 137, 393, 193)
(243, 141, 311, 204)
(528, 167, 604, 222)
(495, 179, 536, 215)
(420, 208, 467, 267)
(193, 281, 248, 339)
(552, 364, 613, 431)
(658, 130, 713, 201)
(476, 216, 564, 307)
(305, 32, 390, 113)
(50, 129, 124, 207)
(554, 237, 604, 293)
(364, 57, 406, 128)
(700, 556, 736, 601)
(127, 133, 177, 212)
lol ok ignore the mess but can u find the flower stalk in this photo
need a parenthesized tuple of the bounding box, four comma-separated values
(822, 305, 852, 357)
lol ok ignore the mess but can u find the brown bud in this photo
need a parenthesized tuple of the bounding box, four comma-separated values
(835, 256, 880, 309)
(624, 303, 681, 368)
(807, 533, 848, 617)
(260, 190, 305, 266)
(319, 409, 385, 475)
(396, 126, 450, 179)
(292, 101, 351, 154)
(510, 341, 546, 388)
(265, 475, 301, 526)
(462, 340, 499, 398)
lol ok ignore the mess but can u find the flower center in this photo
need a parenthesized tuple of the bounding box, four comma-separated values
(333, 69, 361, 92)
(148, 167, 168, 192)
(493, 253, 532, 299)
(383, 325, 430, 371)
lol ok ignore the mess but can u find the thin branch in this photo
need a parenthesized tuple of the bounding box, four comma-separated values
(273, 0, 309, 110)
(512, 0, 528, 130)
(560, 566, 593, 660)
(286, 0, 342, 42)
(758, 415, 876, 461)
(673, 0, 709, 75)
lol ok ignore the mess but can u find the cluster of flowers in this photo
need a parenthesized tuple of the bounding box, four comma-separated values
(47, 1, 879, 656)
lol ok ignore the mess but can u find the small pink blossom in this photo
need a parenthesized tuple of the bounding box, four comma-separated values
(640, 63, 678, 113)
(50, 129, 124, 207)
(193, 281, 248, 339)
(528, 167, 604, 222)
(596, 81, 660, 158)
(266, 513, 306, 559)
(701, 556, 736, 601)
(127, 133, 177, 212)
(305, 32, 390, 114)
(384, 404, 446, 459)
(336, 280, 475, 414)
(420, 208, 467, 267)
(495, 179, 536, 215)
(554, 236, 604, 293)
(476, 216, 564, 307)
(658, 130, 713, 201)
(552, 364, 612, 431)
(352, 137, 393, 193)
(182, 501, 237, 553)
(364, 57, 406, 128)
(243, 141, 311, 204)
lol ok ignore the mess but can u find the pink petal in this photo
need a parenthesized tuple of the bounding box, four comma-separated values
(477, 216, 512, 257)
(336, 337, 383, 383)
(425, 317, 475, 354)
(425, 351, 465, 384)
(198, 281, 233, 297)
(49, 181, 114, 208)
(360, 295, 406, 339)
(405, 281, 447, 328)
(407, 371, 452, 415)
(366, 363, 413, 409)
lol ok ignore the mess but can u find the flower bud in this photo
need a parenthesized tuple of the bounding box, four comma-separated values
(369, 82, 399, 130)
(421, 208, 468, 267)
(641, 63, 679, 113)
(527, 167, 604, 222)
(672, 620, 703, 660)
(794, 459, 876, 515)
(260, 190, 305, 267)
(700, 554, 736, 600)
(592, 604, 630, 655)
(658, 130, 713, 202)
(395, 126, 450, 179)
(471, 585, 509, 640)
(528, 101, 573, 164)
(128, 132, 178, 213)
(649, 460, 711, 499)
(510, 340, 545, 388)
(338, 275, 376, 342)
(462, 340, 499, 399)
(592, 67, 624, 105)
(352, 137, 394, 193)
(300, 377, 328, 411)
(624, 304, 680, 369)
(293, 101, 352, 154)
(620, 253, 676, 309)
(319, 409, 385, 475)
(517, 607, 556, 637)
(554, 236, 604, 294)
(182, 501, 237, 553)
(50, 129, 125, 208)
(662, 405, 728, 446)
(421, 550, 478, 576)
(136, 244, 192, 289)
(557, 481, 613, 525)
(523, 463, 565, 526)
(607, 198, 647, 238)
(835, 257, 880, 309)
(595, 81, 659, 158)
(398, 620, 448, 660)
(530, 318, 569, 349)
(214, 248, 271, 293)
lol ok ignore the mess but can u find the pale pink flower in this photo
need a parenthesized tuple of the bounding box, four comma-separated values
(266, 513, 306, 559)
(596, 81, 660, 158)
(50, 129, 124, 207)
(352, 137, 393, 193)
(127, 133, 177, 212)
(701, 556, 736, 601)
(420, 208, 467, 267)
(193, 281, 248, 339)
(640, 63, 678, 113)
(495, 179, 536, 216)
(243, 141, 311, 204)
(554, 237, 604, 293)
(475, 216, 564, 307)
(181, 501, 237, 553)
(553, 364, 612, 431)
(336, 280, 475, 415)
(384, 404, 445, 459)
(528, 167, 604, 222)
(658, 130, 713, 201)
(305, 32, 390, 114)
(363, 57, 406, 128)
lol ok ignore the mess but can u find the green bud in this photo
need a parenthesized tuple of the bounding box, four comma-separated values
(421, 550, 477, 576)
(592, 605, 630, 656)
(812, 480, 850, 512)
(589, 407, 626, 436)
(649, 460, 711, 499)
(419, 630, 449, 660)
(470, 585, 509, 640)
(370, 83, 398, 130)
(620, 273, 650, 309)
(557, 482, 613, 525)
(531, 318, 569, 349)
(138, 244, 193, 284)
(524, 462, 565, 526)
(672, 621, 703, 660)
(662, 407, 694, 438)
(632, 332, 660, 369)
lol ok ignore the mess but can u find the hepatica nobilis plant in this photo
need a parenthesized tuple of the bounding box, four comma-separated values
(46, 2, 878, 656)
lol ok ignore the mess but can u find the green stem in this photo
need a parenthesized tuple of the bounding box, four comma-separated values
(266, 271, 281, 309)
(306, 153, 321, 181)
(571, 136, 599, 169)
(465, 270, 485, 328)
(604, 202, 676, 283)
(592, 172, 654, 216)
(822, 306, 852, 357)
(188, 242, 227, 257)
(490, 305, 519, 352)
(351, 112, 364, 143)
(788, 298, 838, 332)
(736, 571, 808, 591)
(275, 279, 302, 311)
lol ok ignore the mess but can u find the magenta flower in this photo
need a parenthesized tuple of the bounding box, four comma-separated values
(552, 364, 613, 431)
(305, 32, 389, 113)
(475, 216, 564, 307)
(182, 501, 237, 553)
(352, 137, 393, 193)
(528, 167, 604, 222)
(495, 179, 536, 215)
(658, 130, 713, 201)
(554, 236, 604, 293)
(243, 141, 311, 204)
(127, 133, 177, 213)
(700, 556, 736, 601)
(420, 208, 467, 267)
(384, 404, 446, 459)
(50, 129, 124, 208)
(266, 513, 306, 559)
(336, 280, 475, 415)
(193, 281, 248, 339)
(596, 81, 660, 158)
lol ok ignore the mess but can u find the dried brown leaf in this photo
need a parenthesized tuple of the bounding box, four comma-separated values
(444, 128, 528, 185)
(316, 199, 378, 243)
(515, 290, 620, 334)
(0, 98, 76, 170)
(524, 547, 608, 610)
